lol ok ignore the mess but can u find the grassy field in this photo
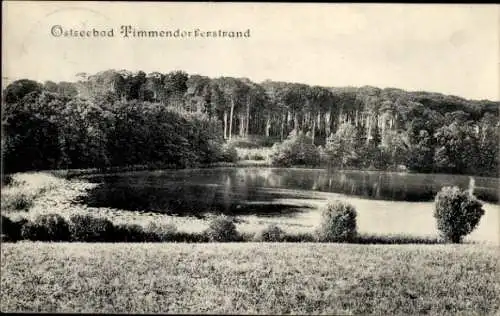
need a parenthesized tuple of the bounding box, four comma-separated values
(1, 243, 499, 314)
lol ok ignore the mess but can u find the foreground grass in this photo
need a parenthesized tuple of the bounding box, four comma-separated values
(1, 243, 498, 314)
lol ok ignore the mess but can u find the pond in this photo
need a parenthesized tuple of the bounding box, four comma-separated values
(79, 167, 498, 216)
(78, 168, 499, 242)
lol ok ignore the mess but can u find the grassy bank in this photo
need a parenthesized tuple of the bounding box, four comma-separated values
(1, 243, 498, 314)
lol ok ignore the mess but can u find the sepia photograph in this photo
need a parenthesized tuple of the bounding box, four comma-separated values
(1, 1, 499, 314)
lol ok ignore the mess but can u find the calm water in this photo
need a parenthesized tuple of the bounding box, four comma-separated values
(79, 168, 499, 217)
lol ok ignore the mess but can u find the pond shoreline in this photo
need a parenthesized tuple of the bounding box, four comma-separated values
(9, 159, 498, 180)
(2, 169, 498, 244)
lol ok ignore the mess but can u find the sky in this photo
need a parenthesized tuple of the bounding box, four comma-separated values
(2, 2, 499, 100)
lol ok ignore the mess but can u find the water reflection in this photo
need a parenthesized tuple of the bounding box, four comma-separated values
(79, 168, 499, 216)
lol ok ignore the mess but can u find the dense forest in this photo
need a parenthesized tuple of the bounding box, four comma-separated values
(2, 69, 499, 176)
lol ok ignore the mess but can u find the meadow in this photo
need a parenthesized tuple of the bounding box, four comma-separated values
(1, 170, 499, 314)
(1, 242, 498, 314)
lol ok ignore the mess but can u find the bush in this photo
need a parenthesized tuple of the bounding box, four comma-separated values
(249, 153, 265, 161)
(317, 201, 357, 242)
(2, 174, 13, 186)
(282, 232, 317, 243)
(253, 224, 286, 242)
(144, 221, 178, 242)
(270, 131, 320, 167)
(1, 216, 14, 239)
(1, 216, 27, 241)
(114, 223, 146, 242)
(69, 214, 115, 242)
(205, 215, 240, 242)
(19, 221, 39, 241)
(171, 231, 209, 243)
(434, 186, 485, 243)
(221, 144, 238, 163)
(227, 135, 277, 149)
(20, 214, 70, 241)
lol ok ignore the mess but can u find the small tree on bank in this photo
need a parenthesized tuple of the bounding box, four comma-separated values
(434, 186, 485, 243)
(317, 200, 357, 242)
(205, 215, 240, 242)
(270, 130, 320, 167)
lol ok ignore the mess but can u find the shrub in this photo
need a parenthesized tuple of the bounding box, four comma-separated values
(69, 214, 115, 242)
(144, 221, 178, 242)
(20, 221, 39, 241)
(1, 216, 14, 239)
(2, 174, 13, 186)
(205, 215, 240, 242)
(1, 216, 27, 241)
(249, 153, 265, 161)
(282, 232, 317, 242)
(221, 144, 238, 163)
(317, 200, 357, 242)
(114, 223, 146, 242)
(171, 231, 209, 243)
(20, 214, 70, 241)
(253, 224, 286, 242)
(434, 186, 485, 243)
(270, 131, 320, 167)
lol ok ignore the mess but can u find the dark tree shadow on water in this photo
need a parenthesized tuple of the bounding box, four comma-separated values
(76, 182, 315, 218)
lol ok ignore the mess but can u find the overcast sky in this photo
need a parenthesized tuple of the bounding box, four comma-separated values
(2, 2, 498, 100)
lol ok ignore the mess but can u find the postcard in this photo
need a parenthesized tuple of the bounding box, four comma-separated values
(2, 2, 499, 314)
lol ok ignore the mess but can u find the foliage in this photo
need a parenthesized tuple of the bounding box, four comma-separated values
(433, 122, 482, 175)
(433, 186, 485, 243)
(317, 201, 357, 242)
(144, 221, 178, 242)
(380, 130, 409, 169)
(2, 71, 499, 176)
(69, 214, 115, 242)
(235, 147, 271, 161)
(113, 223, 146, 242)
(282, 232, 317, 242)
(1, 216, 27, 241)
(2, 174, 14, 186)
(220, 144, 238, 163)
(205, 215, 240, 242)
(3, 79, 42, 104)
(249, 153, 265, 160)
(270, 131, 320, 167)
(228, 136, 278, 148)
(1, 216, 13, 237)
(20, 213, 70, 241)
(325, 123, 359, 168)
(3, 88, 226, 173)
(253, 224, 286, 242)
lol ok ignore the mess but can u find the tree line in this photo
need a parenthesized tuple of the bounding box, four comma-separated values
(2, 69, 499, 176)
